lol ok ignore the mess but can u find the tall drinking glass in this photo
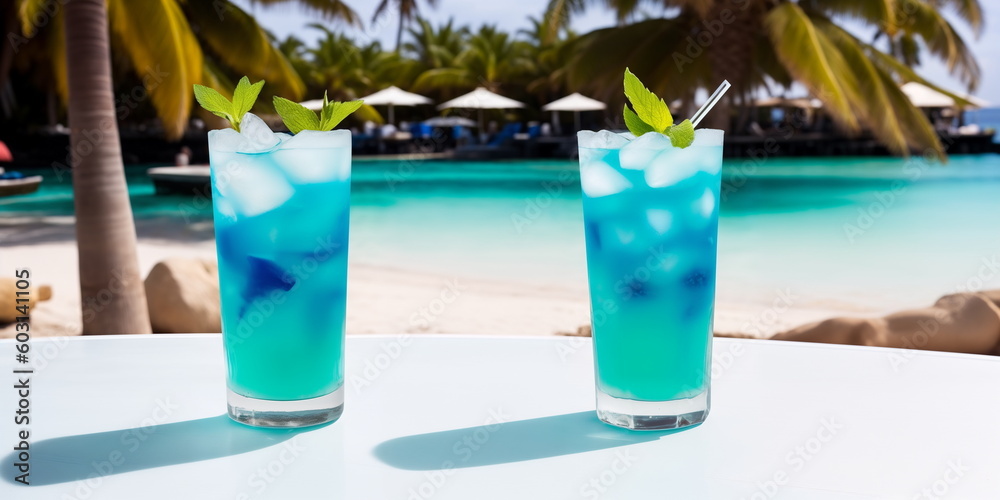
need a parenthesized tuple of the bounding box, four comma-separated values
(208, 126, 351, 427)
(577, 129, 723, 430)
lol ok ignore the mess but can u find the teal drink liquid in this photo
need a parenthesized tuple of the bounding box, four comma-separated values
(578, 129, 723, 428)
(209, 123, 350, 423)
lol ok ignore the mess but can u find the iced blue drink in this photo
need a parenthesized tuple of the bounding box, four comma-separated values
(578, 128, 723, 430)
(208, 113, 350, 427)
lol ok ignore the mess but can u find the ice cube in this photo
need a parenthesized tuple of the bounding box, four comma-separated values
(577, 130, 631, 150)
(694, 188, 716, 218)
(213, 196, 237, 223)
(644, 147, 702, 188)
(658, 253, 680, 272)
(646, 209, 673, 234)
(619, 132, 673, 170)
(699, 154, 723, 175)
(693, 129, 724, 174)
(207, 128, 244, 153)
(614, 227, 636, 245)
(273, 130, 352, 183)
(580, 160, 632, 198)
(692, 128, 724, 147)
(214, 156, 295, 217)
(237, 113, 281, 153)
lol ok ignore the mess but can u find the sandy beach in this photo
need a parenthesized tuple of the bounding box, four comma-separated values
(0, 215, 853, 339)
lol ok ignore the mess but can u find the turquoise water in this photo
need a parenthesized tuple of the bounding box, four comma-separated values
(210, 137, 350, 401)
(4, 154, 1000, 317)
(965, 107, 1000, 141)
(580, 142, 721, 401)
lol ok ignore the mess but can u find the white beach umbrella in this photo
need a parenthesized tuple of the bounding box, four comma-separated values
(300, 99, 325, 111)
(437, 87, 525, 130)
(961, 93, 990, 109)
(901, 82, 956, 108)
(542, 92, 606, 131)
(359, 86, 433, 124)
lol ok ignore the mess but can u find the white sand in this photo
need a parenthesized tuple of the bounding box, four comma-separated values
(2, 216, 853, 339)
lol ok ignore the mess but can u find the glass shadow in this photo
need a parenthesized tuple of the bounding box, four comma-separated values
(4, 415, 307, 486)
(374, 411, 685, 470)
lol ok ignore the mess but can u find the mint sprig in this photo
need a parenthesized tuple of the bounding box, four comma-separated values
(623, 68, 695, 148)
(193, 76, 264, 132)
(273, 92, 363, 134)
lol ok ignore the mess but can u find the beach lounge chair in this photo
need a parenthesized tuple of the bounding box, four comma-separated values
(488, 123, 522, 146)
(454, 123, 523, 159)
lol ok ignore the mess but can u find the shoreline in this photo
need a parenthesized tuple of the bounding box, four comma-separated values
(1, 216, 877, 339)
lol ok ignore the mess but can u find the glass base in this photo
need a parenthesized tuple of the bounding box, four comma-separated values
(227, 386, 344, 428)
(596, 387, 709, 431)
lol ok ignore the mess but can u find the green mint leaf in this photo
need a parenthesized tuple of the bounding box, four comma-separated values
(665, 119, 695, 148)
(232, 77, 265, 128)
(319, 91, 335, 129)
(273, 96, 320, 134)
(624, 68, 672, 132)
(193, 84, 236, 128)
(623, 105, 655, 136)
(319, 100, 363, 131)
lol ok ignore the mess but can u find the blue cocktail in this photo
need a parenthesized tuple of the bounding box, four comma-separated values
(209, 115, 350, 427)
(578, 129, 723, 430)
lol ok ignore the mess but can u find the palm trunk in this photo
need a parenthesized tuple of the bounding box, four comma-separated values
(64, 0, 151, 334)
(703, 0, 763, 133)
(395, 15, 405, 52)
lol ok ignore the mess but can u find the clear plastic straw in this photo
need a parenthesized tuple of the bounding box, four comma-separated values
(690, 80, 731, 128)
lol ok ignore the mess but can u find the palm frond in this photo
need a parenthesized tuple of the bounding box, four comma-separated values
(542, 0, 587, 43)
(17, 0, 50, 36)
(937, 0, 983, 35)
(247, 0, 360, 26)
(893, 0, 980, 89)
(817, 17, 943, 158)
(812, 0, 898, 34)
(412, 67, 474, 91)
(764, 2, 859, 131)
(108, 0, 203, 140)
(567, 17, 710, 105)
(186, 1, 306, 100)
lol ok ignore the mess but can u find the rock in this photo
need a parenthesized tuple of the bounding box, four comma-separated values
(0, 278, 52, 324)
(556, 324, 592, 337)
(145, 259, 221, 333)
(772, 291, 1000, 355)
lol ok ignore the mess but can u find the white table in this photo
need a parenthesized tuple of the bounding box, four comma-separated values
(2, 335, 999, 499)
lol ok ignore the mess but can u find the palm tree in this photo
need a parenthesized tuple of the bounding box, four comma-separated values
(519, 16, 578, 101)
(372, 0, 439, 52)
(38, 0, 357, 335)
(402, 17, 469, 74)
(412, 25, 534, 94)
(62, 0, 150, 334)
(298, 25, 413, 123)
(10, 0, 359, 139)
(549, 0, 983, 158)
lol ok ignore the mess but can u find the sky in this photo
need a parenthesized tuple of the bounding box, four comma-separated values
(234, 0, 1000, 104)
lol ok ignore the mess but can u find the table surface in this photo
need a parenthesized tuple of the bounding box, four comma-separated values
(2, 334, 999, 499)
